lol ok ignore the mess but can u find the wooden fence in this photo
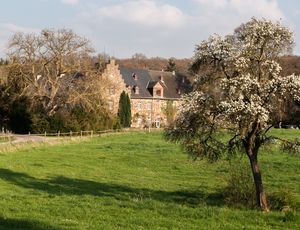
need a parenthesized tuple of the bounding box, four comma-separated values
(0, 127, 161, 144)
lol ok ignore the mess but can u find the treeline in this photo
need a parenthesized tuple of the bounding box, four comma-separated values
(117, 53, 192, 73)
(278, 55, 300, 75)
(118, 53, 300, 77)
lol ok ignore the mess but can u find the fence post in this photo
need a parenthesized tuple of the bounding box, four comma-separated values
(80, 130, 82, 138)
(57, 131, 60, 137)
(9, 132, 12, 144)
(70, 131, 72, 138)
(91, 130, 93, 138)
(44, 131, 47, 137)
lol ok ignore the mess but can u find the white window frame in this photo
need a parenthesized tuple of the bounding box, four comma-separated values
(137, 102, 142, 111)
(147, 102, 152, 110)
(108, 101, 114, 111)
(155, 117, 161, 128)
(109, 87, 115, 95)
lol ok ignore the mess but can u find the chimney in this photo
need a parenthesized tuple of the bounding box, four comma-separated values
(132, 73, 138, 80)
(159, 75, 164, 82)
(109, 59, 115, 65)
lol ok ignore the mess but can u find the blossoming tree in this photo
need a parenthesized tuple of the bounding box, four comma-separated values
(165, 18, 300, 211)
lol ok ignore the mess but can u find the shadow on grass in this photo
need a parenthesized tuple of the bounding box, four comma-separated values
(0, 216, 60, 230)
(0, 168, 224, 207)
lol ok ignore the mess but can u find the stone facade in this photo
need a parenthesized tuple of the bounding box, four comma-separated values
(101, 59, 127, 114)
(130, 98, 178, 128)
(103, 60, 189, 128)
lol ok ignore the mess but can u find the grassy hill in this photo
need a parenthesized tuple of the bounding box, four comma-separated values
(0, 131, 298, 229)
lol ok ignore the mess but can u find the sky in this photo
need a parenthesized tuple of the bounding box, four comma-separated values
(0, 0, 300, 58)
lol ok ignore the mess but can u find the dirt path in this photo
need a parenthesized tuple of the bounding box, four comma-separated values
(0, 134, 57, 144)
(12, 135, 49, 143)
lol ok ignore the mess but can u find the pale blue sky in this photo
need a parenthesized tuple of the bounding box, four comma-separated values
(1, 0, 300, 58)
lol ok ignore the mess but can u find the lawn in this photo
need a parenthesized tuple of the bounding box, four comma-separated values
(0, 130, 298, 229)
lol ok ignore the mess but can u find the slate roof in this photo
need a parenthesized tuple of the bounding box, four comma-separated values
(119, 67, 153, 98)
(119, 66, 192, 99)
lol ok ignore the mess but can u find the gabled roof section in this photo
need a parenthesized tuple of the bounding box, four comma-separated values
(119, 67, 152, 98)
(148, 70, 192, 98)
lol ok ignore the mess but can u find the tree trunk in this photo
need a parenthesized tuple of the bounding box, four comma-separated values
(248, 153, 269, 211)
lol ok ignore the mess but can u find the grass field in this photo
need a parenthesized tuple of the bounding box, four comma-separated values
(0, 130, 298, 229)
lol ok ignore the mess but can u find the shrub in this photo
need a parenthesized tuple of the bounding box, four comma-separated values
(280, 139, 300, 156)
(223, 159, 256, 208)
(283, 210, 298, 222)
(112, 117, 121, 130)
(9, 96, 32, 134)
(269, 188, 298, 211)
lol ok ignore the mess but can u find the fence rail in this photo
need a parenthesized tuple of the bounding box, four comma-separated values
(0, 129, 120, 138)
(0, 127, 161, 144)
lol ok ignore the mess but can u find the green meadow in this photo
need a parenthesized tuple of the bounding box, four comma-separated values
(0, 131, 298, 229)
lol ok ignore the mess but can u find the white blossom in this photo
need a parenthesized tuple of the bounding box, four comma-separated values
(175, 18, 299, 136)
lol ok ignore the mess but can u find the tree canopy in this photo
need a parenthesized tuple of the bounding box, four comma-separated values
(2, 28, 114, 133)
(165, 18, 300, 211)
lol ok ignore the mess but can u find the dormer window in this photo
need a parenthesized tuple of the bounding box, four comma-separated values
(134, 86, 139, 94)
(132, 73, 138, 80)
(156, 89, 161, 97)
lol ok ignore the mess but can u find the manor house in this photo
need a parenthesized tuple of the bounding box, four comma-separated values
(102, 59, 191, 128)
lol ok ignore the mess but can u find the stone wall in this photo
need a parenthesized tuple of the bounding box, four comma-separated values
(101, 60, 127, 114)
(130, 98, 178, 128)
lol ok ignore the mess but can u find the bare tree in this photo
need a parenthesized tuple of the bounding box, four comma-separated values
(6, 29, 109, 116)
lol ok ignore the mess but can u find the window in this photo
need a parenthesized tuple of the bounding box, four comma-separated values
(108, 101, 113, 111)
(155, 117, 161, 128)
(146, 117, 151, 127)
(137, 102, 142, 111)
(109, 87, 115, 95)
(137, 117, 143, 127)
(147, 102, 152, 110)
(156, 90, 161, 97)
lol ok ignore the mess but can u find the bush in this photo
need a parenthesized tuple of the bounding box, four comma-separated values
(283, 210, 298, 222)
(112, 117, 121, 130)
(9, 96, 32, 134)
(280, 139, 300, 156)
(223, 159, 256, 208)
(269, 188, 298, 211)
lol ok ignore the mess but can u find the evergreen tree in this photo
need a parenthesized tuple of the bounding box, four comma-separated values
(165, 58, 177, 72)
(124, 92, 131, 127)
(118, 91, 131, 127)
